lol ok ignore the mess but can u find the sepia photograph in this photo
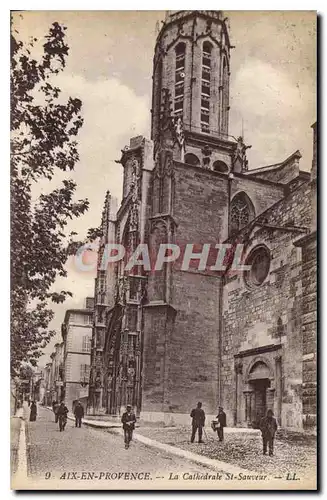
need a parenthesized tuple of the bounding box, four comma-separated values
(10, 9, 317, 491)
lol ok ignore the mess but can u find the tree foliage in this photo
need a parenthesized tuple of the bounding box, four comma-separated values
(19, 364, 34, 382)
(11, 19, 89, 375)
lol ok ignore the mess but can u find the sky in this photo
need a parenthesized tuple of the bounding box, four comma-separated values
(12, 10, 316, 367)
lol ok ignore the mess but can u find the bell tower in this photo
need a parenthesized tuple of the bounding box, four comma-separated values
(141, 11, 236, 424)
(151, 10, 232, 163)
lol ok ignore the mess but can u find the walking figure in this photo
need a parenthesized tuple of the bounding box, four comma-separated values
(121, 405, 136, 449)
(260, 409, 278, 456)
(57, 402, 69, 432)
(53, 400, 60, 423)
(74, 401, 84, 428)
(29, 401, 37, 422)
(216, 406, 227, 442)
(190, 402, 205, 443)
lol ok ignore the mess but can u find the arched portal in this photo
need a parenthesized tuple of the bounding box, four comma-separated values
(246, 360, 273, 428)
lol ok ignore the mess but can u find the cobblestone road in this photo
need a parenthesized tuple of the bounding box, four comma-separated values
(24, 404, 213, 489)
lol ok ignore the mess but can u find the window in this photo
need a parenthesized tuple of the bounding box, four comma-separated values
(213, 160, 228, 173)
(85, 297, 94, 309)
(82, 335, 91, 353)
(174, 96, 184, 111)
(97, 310, 104, 324)
(176, 56, 184, 70)
(201, 82, 210, 96)
(201, 110, 209, 124)
(201, 97, 210, 110)
(98, 272, 106, 292)
(80, 364, 90, 381)
(201, 42, 212, 133)
(175, 84, 184, 97)
(230, 192, 255, 234)
(97, 291, 106, 304)
(220, 55, 229, 133)
(174, 43, 185, 115)
(184, 153, 200, 167)
(202, 68, 211, 82)
(245, 246, 271, 287)
(83, 314, 93, 325)
(69, 313, 78, 323)
(249, 361, 270, 380)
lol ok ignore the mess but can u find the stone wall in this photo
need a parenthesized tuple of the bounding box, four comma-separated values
(222, 181, 311, 430)
(301, 237, 317, 428)
(231, 176, 284, 220)
(294, 233, 317, 430)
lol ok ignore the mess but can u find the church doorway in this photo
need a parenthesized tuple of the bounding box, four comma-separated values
(246, 360, 271, 428)
(250, 378, 270, 428)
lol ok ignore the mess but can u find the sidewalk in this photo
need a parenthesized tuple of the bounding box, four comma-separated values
(43, 406, 316, 482)
(11, 404, 28, 489)
(11, 408, 23, 476)
(44, 406, 256, 476)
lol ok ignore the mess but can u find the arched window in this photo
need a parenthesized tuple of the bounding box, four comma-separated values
(201, 42, 212, 133)
(219, 55, 229, 134)
(152, 58, 163, 137)
(248, 361, 271, 380)
(230, 192, 255, 234)
(245, 245, 271, 287)
(213, 160, 228, 173)
(174, 43, 186, 115)
(184, 153, 200, 167)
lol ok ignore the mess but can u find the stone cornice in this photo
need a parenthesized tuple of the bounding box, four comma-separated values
(293, 230, 317, 247)
(234, 344, 282, 359)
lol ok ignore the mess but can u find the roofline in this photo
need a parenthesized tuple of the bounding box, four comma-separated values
(244, 150, 302, 175)
(224, 176, 309, 244)
(156, 11, 231, 51)
(63, 308, 93, 324)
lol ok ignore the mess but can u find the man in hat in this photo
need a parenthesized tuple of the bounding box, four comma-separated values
(260, 409, 278, 456)
(57, 401, 69, 432)
(190, 402, 206, 443)
(121, 404, 136, 449)
(216, 406, 227, 442)
(74, 400, 84, 428)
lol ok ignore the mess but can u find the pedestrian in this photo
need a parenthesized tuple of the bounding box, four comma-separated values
(121, 404, 136, 449)
(57, 402, 69, 432)
(74, 400, 84, 428)
(190, 402, 205, 443)
(53, 400, 60, 423)
(29, 401, 37, 422)
(259, 409, 278, 456)
(216, 406, 227, 442)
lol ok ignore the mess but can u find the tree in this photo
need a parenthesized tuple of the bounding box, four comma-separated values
(19, 364, 34, 382)
(11, 18, 89, 375)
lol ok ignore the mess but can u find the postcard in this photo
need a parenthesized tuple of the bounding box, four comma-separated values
(10, 10, 317, 490)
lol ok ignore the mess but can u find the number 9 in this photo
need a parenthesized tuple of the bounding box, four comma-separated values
(45, 472, 51, 479)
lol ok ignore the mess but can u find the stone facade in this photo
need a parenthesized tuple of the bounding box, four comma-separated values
(61, 301, 93, 412)
(89, 11, 317, 430)
(222, 179, 312, 430)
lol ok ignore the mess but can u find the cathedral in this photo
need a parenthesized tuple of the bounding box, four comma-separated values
(88, 11, 317, 431)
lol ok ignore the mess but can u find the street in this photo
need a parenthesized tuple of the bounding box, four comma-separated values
(16, 404, 214, 489)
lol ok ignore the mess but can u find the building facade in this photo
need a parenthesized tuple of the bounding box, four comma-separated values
(43, 362, 52, 406)
(89, 11, 316, 429)
(48, 342, 65, 404)
(31, 370, 46, 403)
(61, 299, 93, 411)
